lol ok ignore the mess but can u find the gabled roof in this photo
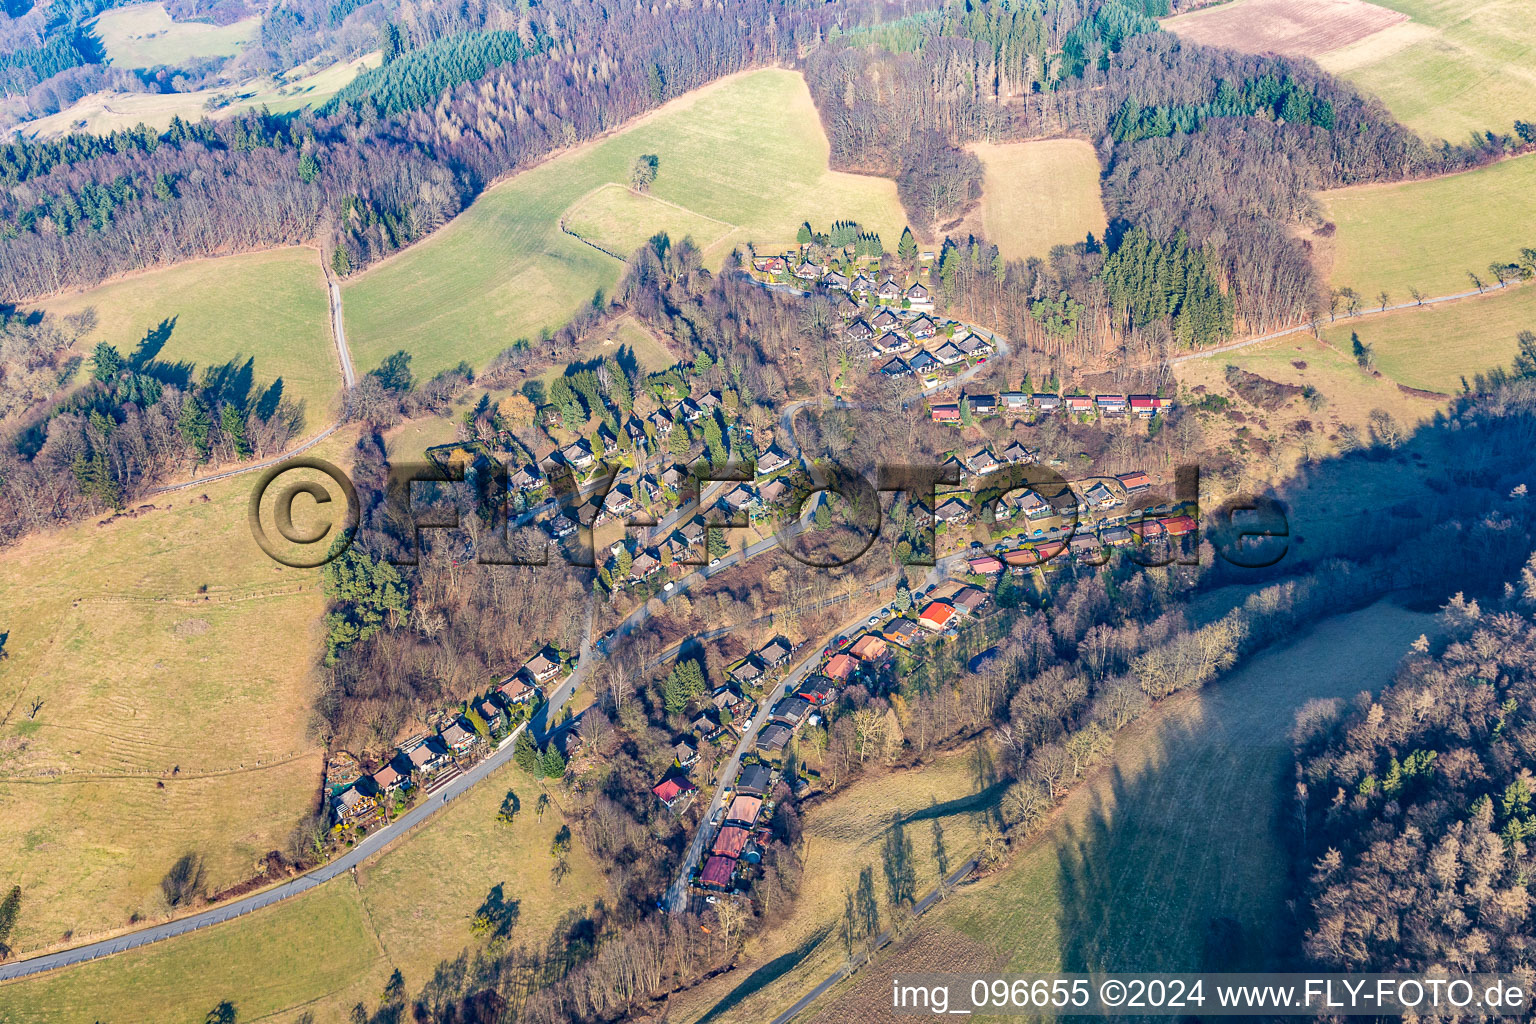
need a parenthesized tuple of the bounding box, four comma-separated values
(712, 825, 751, 858)
(699, 855, 735, 887)
(726, 793, 763, 826)
(850, 634, 888, 661)
(652, 775, 698, 803)
(919, 601, 955, 629)
(825, 653, 858, 681)
(736, 762, 772, 795)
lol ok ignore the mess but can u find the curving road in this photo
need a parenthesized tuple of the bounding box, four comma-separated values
(0, 719, 529, 982)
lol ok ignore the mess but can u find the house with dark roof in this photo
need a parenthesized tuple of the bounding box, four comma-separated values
(905, 282, 932, 307)
(932, 342, 965, 366)
(1034, 394, 1062, 412)
(795, 676, 835, 706)
(876, 277, 902, 302)
(823, 269, 851, 290)
(405, 738, 448, 774)
(957, 332, 994, 357)
(870, 308, 899, 330)
(757, 720, 792, 753)
(908, 315, 937, 339)
(1096, 394, 1128, 415)
(846, 318, 874, 343)
(1002, 441, 1034, 464)
(561, 441, 594, 470)
(968, 394, 998, 417)
(770, 696, 812, 729)
(880, 356, 913, 377)
(510, 464, 543, 491)
(883, 618, 922, 647)
(952, 585, 989, 615)
(649, 407, 674, 436)
(331, 785, 373, 824)
(1084, 481, 1118, 509)
(735, 762, 772, 796)
(965, 447, 999, 477)
(909, 350, 940, 374)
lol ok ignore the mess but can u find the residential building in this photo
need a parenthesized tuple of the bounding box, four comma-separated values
(933, 342, 966, 366)
(1117, 471, 1152, 493)
(726, 794, 764, 826)
(732, 658, 765, 686)
(524, 648, 562, 682)
(331, 786, 372, 824)
(673, 737, 699, 767)
(561, 441, 594, 470)
(735, 763, 773, 796)
(968, 394, 998, 417)
(1033, 394, 1062, 412)
(909, 350, 940, 374)
(770, 696, 812, 729)
(712, 825, 751, 859)
(699, 855, 736, 890)
(965, 447, 1000, 476)
(909, 315, 937, 339)
(918, 601, 956, 632)
(440, 717, 477, 754)
(881, 356, 913, 377)
(825, 653, 858, 681)
(1129, 395, 1165, 418)
(850, 634, 888, 662)
(967, 555, 1004, 576)
(905, 282, 932, 307)
(930, 402, 961, 423)
(652, 775, 698, 811)
(756, 445, 791, 475)
(882, 618, 922, 647)
(876, 277, 902, 302)
(936, 497, 972, 524)
(758, 636, 792, 667)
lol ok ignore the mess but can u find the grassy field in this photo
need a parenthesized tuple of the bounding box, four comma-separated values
(357, 763, 606, 982)
(969, 140, 1107, 263)
(800, 602, 1434, 1023)
(1319, 284, 1536, 393)
(670, 745, 1005, 1024)
(0, 430, 366, 953)
(341, 68, 907, 380)
(19, 55, 378, 138)
(36, 246, 339, 420)
(564, 184, 734, 258)
(0, 880, 390, 1024)
(1318, 0, 1536, 142)
(0, 760, 608, 1023)
(1318, 153, 1536, 299)
(92, 2, 260, 70)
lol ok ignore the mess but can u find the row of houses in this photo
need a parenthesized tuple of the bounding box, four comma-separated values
(931, 392, 1167, 423)
(752, 256, 936, 311)
(328, 648, 558, 826)
(697, 761, 778, 892)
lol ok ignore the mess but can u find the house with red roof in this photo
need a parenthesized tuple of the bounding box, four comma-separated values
(699, 855, 736, 890)
(825, 652, 858, 681)
(930, 403, 961, 423)
(918, 601, 956, 632)
(850, 634, 888, 662)
(712, 825, 751, 859)
(651, 776, 698, 811)
(967, 554, 1004, 576)
(1161, 515, 1197, 536)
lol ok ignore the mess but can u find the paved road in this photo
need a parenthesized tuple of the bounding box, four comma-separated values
(0, 720, 531, 982)
(327, 274, 358, 388)
(768, 857, 980, 1024)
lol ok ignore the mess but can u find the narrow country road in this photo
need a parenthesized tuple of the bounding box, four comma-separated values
(327, 274, 358, 389)
(0, 720, 531, 983)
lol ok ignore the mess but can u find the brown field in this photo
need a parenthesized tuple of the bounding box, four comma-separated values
(1162, 0, 1408, 57)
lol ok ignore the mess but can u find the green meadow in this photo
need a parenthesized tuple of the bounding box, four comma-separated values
(92, 2, 260, 70)
(37, 246, 339, 421)
(1320, 0, 1536, 143)
(341, 68, 907, 380)
(1319, 152, 1536, 300)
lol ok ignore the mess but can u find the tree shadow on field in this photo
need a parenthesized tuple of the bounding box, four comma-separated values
(695, 924, 832, 1024)
(1052, 713, 1285, 977)
(128, 316, 197, 390)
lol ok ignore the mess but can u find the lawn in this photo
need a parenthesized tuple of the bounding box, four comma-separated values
(800, 602, 1434, 1024)
(92, 2, 261, 70)
(357, 761, 607, 985)
(0, 432, 360, 954)
(0, 881, 390, 1024)
(1319, 283, 1536, 393)
(36, 246, 340, 421)
(341, 68, 907, 381)
(969, 140, 1107, 263)
(1317, 152, 1536, 300)
(19, 55, 378, 138)
(1317, 0, 1536, 142)
(670, 744, 1006, 1024)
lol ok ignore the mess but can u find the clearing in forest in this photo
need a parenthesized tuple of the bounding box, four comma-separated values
(1317, 152, 1536, 300)
(0, 433, 365, 956)
(1318, 0, 1536, 142)
(1162, 0, 1408, 59)
(1319, 283, 1536, 394)
(91, 2, 261, 70)
(341, 68, 906, 381)
(968, 139, 1107, 263)
(0, 763, 607, 1024)
(802, 603, 1433, 1024)
(19, 55, 378, 139)
(35, 246, 340, 420)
